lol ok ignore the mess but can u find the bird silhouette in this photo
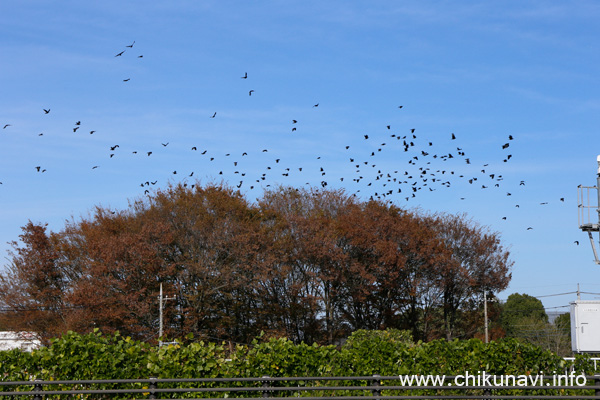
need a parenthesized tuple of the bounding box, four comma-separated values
(43, 109, 50, 114)
(126, 41, 135, 48)
(241, 72, 248, 79)
(249, 90, 254, 96)
(115, 50, 125, 57)
(210, 112, 216, 118)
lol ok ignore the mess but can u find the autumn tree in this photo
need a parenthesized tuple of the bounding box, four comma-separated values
(60, 207, 176, 340)
(0, 222, 75, 341)
(332, 201, 450, 341)
(258, 186, 358, 344)
(425, 213, 513, 340)
(141, 184, 273, 342)
(0, 183, 514, 345)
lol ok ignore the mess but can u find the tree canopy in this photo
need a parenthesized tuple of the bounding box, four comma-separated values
(501, 292, 548, 337)
(0, 183, 513, 344)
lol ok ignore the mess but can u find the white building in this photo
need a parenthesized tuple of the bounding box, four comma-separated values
(0, 331, 42, 352)
(570, 300, 600, 353)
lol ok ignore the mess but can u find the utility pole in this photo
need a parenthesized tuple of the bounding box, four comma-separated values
(158, 283, 176, 346)
(484, 290, 489, 343)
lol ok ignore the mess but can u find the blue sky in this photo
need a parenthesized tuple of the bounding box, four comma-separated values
(1, 1, 600, 312)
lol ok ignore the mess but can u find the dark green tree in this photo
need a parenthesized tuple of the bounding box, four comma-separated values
(501, 293, 548, 338)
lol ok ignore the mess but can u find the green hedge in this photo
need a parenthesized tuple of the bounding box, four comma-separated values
(0, 329, 594, 398)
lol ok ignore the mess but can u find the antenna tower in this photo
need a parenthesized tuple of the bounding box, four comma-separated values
(577, 155, 600, 264)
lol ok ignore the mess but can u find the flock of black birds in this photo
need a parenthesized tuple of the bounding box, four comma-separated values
(0, 40, 571, 236)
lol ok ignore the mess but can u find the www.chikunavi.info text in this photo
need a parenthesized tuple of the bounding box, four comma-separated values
(398, 371, 587, 387)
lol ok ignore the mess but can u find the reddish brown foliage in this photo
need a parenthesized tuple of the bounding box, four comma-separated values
(0, 184, 512, 344)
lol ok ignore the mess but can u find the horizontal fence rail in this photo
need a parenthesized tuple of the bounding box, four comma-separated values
(1, 375, 600, 399)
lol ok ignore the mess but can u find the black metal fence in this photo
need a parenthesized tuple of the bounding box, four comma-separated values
(1, 375, 600, 399)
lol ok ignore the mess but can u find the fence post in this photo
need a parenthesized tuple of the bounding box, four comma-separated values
(594, 375, 600, 399)
(148, 377, 157, 399)
(478, 374, 491, 400)
(371, 374, 381, 397)
(262, 375, 271, 398)
(32, 379, 43, 400)
(482, 387, 491, 400)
